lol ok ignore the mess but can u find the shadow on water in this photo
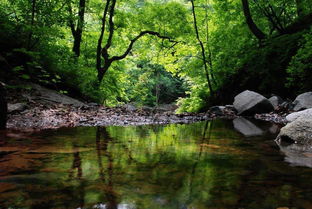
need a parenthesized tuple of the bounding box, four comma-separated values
(276, 140, 312, 168)
(233, 117, 281, 137)
(0, 119, 312, 209)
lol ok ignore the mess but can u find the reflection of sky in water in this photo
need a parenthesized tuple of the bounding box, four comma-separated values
(0, 120, 311, 209)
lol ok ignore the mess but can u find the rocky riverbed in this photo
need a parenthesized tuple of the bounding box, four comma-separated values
(4, 83, 236, 131)
(7, 103, 220, 131)
(2, 83, 293, 131)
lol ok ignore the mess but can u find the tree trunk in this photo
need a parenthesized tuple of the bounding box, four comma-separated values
(190, 0, 214, 94)
(68, 0, 86, 57)
(73, 32, 82, 57)
(0, 83, 7, 130)
(96, 0, 111, 74)
(27, 0, 36, 49)
(241, 0, 266, 40)
(73, 0, 86, 57)
(205, 0, 217, 86)
(97, 61, 111, 82)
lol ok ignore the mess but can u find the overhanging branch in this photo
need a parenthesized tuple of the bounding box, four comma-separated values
(111, 30, 178, 61)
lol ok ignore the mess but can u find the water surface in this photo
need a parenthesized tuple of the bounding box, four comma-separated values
(0, 119, 311, 209)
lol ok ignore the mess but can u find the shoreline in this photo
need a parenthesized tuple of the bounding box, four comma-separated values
(6, 103, 286, 132)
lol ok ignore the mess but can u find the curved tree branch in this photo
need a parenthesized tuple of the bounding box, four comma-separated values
(97, 30, 177, 82)
(111, 30, 177, 61)
(242, 0, 266, 40)
(96, 0, 179, 82)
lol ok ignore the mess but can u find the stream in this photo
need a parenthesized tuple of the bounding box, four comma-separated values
(0, 119, 312, 209)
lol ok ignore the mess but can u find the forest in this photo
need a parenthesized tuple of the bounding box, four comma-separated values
(1, 1, 312, 208)
(1, 0, 311, 112)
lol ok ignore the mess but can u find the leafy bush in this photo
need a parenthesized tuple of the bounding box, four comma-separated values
(287, 29, 312, 93)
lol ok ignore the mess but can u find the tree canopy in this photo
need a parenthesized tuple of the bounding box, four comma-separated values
(0, 0, 311, 111)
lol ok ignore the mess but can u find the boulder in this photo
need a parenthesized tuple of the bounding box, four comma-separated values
(209, 106, 225, 116)
(233, 90, 274, 115)
(30, 84, 85, 107)
(8, 103, 27, 113)
(293, 92, 312, 111)
(268, 95, 283, 110)
(233, 117, 264, 137)
(277, 116, 312, 145)
(0, 83, 7, 129)
(286, 108, 312, 122)
(123, 104, 136, 112)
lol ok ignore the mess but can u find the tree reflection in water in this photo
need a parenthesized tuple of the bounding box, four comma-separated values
(69, 139, 85, 208)
(0, 121, 312, 209)
(96, 127, 118, 209)
(187, 120, 212, 205)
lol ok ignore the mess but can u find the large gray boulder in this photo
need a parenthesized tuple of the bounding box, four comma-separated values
(277, 116, 312, 145)
(286, 108, 312, 122)
(30, 84, 85, 107)
(233, 90, 274, 115)
(0, 83, 7, 129)
(233, 117, 264, 137)
(293, 92, 312, 111)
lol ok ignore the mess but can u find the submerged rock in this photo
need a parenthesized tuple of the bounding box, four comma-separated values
(233, 90, 274, 115)
(293, 92, 312, 111)
(233, 117, 264, 137)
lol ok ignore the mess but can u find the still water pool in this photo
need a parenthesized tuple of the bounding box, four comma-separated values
(0, 119, 311, 209)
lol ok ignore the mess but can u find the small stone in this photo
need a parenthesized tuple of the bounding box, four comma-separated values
(269, 95, 283, 110)
(209, 106, 225, 116)
(8, 103, 27, 114)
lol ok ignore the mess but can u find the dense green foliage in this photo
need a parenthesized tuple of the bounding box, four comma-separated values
(287, 29, 312, 93)
(0, 0, 311, 111)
